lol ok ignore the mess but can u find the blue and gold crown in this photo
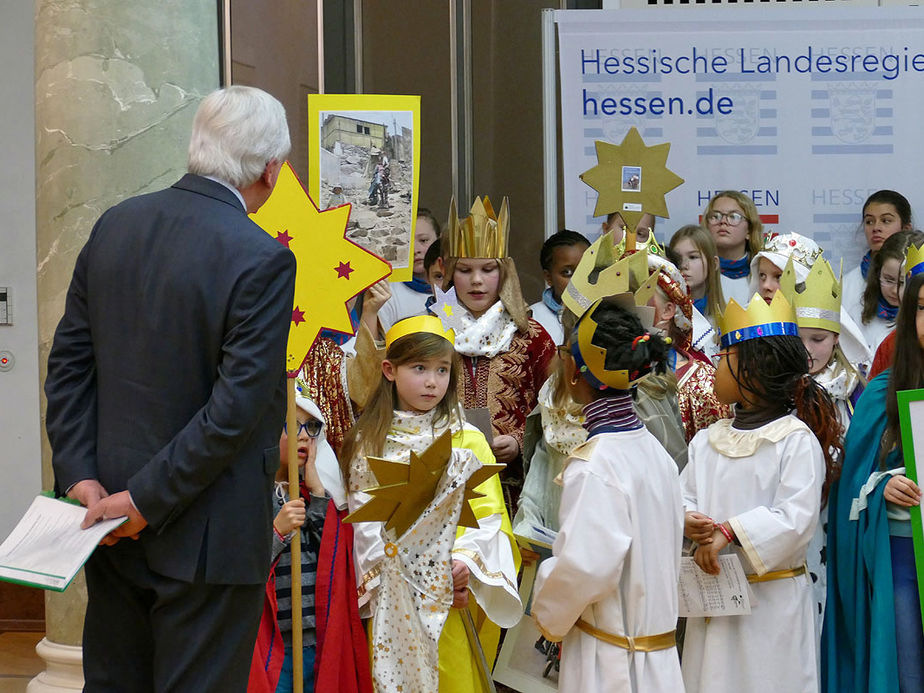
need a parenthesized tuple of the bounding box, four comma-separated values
(385, 315, 455, 349)
(906, 241, 924, 278)
(717, 291, 798, 349)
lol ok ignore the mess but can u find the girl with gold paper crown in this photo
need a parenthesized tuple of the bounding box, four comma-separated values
(436, 197, 556, 512)
(531, 293, 685, 693)
(514, 230, 690, 542)
(341, 315, 521, 692)
(680, 290, 842, 693)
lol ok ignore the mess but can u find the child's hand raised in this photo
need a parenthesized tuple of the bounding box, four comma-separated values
(274, 499, 306, 536)
(685, 511, 715, 544)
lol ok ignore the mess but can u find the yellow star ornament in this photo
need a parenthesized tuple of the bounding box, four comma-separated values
(251, 162, 392, 374)
(343, 430, 504, 538)
(580, 127, 684, 232)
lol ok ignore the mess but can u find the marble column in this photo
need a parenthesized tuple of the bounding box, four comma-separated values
(32, 2, 219, 689)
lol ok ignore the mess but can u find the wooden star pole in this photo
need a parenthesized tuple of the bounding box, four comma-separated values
(251, 162, 392, 693)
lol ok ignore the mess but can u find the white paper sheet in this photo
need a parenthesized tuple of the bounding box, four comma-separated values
(0, 495, 126, 591)
(678, 554, 751, 618)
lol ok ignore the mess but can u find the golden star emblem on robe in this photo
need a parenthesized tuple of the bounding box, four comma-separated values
(251, 162, 392, 374)
(579, 127, 684, 232)
(343, 430, 504, 538)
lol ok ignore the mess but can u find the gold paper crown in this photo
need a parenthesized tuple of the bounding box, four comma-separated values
(561, 231, 657, 319)
(447, 196, 509, 259)
(385, 315, 455, 350)
(906, 241, 924, 278)
(717, 291, 799, 349)
(572, 296, 649, 390)
(780, 257, 841, 334)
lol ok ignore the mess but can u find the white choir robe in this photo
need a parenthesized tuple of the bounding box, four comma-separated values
(679, 415, 823, 693)
(529, 299, 564, 347)
(532, 429, 685, 693)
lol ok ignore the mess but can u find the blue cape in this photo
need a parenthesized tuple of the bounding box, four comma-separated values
(823, 371, 900, 693)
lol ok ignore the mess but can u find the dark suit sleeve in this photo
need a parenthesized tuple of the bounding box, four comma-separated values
(127, 248, 296, 531)
(45, 228, 101, 495)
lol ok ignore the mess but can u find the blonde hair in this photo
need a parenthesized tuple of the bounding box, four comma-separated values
(703, 191, 764, 262)
(339, 333, 461, 484)
(669, 224, 726, 321)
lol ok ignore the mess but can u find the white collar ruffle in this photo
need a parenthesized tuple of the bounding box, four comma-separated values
(452, 301, 518, 358)
(708, 415, 809, 458)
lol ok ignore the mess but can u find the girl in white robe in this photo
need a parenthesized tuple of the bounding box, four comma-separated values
(680, 291, 843, 693)
(532, 298, 685, 693)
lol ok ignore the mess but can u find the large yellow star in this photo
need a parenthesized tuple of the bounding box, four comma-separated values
(251, 163, 392, 374)
(580, 127, 684, 232)
(343, 431, 504, 538)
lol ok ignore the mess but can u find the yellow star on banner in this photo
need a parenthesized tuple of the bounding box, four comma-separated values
(579, 127, 684, 232)
(251, 162, 392, 374)
(342, 431, 503, 538)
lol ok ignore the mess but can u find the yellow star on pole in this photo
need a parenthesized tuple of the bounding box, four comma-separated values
(251, 162, 392, 374)
(343, 431, 504, 538)
(579, 127, 684, 232)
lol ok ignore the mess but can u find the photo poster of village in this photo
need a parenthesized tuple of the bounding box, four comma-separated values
(308, 94, 421, 282)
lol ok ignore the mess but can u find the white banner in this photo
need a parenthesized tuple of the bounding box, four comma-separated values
(557, 7, 924, 269)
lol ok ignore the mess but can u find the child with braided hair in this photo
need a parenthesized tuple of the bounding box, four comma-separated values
(531, 297, 685, 693)
(680, 291, 842, 693)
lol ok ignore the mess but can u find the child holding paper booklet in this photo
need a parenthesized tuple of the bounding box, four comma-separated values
(680, 290, 841, 693)
(531, 298, 684, 693)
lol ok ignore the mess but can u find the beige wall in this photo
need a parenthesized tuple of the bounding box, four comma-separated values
(229, 0, 559, 303)
(230, 0, 320, 182)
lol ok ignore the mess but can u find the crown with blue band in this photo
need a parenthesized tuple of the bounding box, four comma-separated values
(906, 242, 924, 278)
(717, 291, 799, 349)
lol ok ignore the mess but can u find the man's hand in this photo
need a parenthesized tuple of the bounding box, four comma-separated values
(693, 529, 730, 576)
(81, 490, 148, 545)
(274, 499, 306, 536)
(451, 559, 470, 609)
(490, 435, 519, 464)
(67, 479, 109, 508)
(684, 511, 715, 544)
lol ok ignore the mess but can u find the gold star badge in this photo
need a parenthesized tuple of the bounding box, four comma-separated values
(343, 430, 503, 537)
(250, 162, 392, 374)
(579, 127, 684, 232)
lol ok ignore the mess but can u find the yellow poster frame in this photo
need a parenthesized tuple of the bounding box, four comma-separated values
(308, 94, 421, 283)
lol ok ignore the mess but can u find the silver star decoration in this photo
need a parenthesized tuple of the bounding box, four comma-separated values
(430, 286, 467, 333)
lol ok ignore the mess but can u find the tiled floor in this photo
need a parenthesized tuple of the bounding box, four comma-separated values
(0, 632, 43, 693)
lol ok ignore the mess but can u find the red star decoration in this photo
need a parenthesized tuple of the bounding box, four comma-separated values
(335, 261, 354, 279)
(275, 230, 293, 247)
(292, 306, 305, 326)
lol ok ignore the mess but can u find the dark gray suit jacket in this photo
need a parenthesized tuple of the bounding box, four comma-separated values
(46, 174, 296, 585)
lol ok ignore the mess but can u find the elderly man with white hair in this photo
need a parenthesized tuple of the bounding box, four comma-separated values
(45, 86, 296, 692)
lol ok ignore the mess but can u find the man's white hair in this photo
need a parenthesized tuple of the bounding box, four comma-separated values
(187, 86, 290, 188)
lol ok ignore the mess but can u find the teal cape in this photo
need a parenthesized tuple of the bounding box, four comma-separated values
(823, 371, 900, 693)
